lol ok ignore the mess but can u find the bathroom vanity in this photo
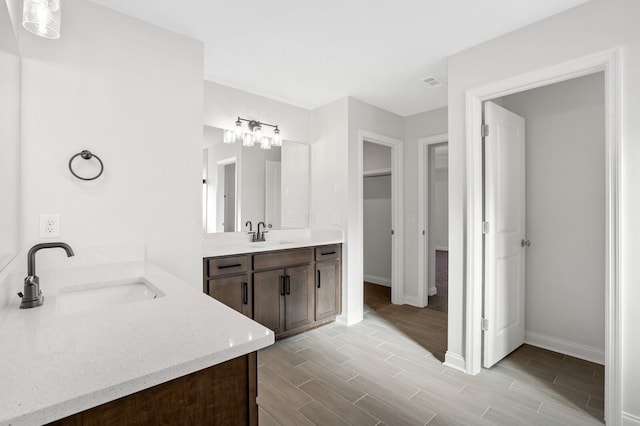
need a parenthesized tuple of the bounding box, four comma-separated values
(203, 242, 342, 339)
(0, 247, 273, 426)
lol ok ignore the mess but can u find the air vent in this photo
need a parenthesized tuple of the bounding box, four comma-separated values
(422, 76, 446, 88)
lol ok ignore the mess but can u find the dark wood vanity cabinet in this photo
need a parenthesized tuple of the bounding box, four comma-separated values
(204, 254, 252, 317)
(315, 245, 342, 321)
(253, 264, 314, 335)
(204, 244, 341, 339)
(207, 274, 252, 317)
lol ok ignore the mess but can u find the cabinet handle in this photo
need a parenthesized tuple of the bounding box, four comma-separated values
(218, 263, 242, 269)
(321, 251, 336, 256)
(286, 275, 291, 295)
(317, 270, 321, 289)
(242, 282, 248, 305)
(280, 276, 286, 296)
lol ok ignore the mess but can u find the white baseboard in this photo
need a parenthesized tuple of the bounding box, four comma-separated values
(336, 313, 363, 327)
(402, 295, 425, 308)
(525, 331, 604, 365)
(428, 286, 438, 296)
(623, 412, 640, 425)
(444, 351, 466, 372)
(364, 274, 391, 287)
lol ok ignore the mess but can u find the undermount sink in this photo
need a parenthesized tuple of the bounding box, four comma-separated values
(57, 278, 164, 314)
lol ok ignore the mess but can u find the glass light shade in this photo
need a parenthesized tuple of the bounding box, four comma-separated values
(242, 133, 255, 147)
(260, 137, 271, 150)
(253, 125, 263, 142)
(23, 0, 61, 39)
(234, 120, 243, 140)
(272, 128, 282, 146)
(223, 129, 235, 144)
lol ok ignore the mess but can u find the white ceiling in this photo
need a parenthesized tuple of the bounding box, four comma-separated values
(89, 0, 589, 116)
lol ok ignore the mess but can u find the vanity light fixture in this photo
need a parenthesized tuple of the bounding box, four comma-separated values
(22, 0, 61, 40)
(224, 117, 282, 149)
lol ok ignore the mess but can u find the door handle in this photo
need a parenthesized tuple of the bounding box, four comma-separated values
(521, 239, 531, 247)
(317, 270, 321, 289)
(285, 276, 291, 295)
(280, 276, 285, 296)
(242, 282, 248, 305)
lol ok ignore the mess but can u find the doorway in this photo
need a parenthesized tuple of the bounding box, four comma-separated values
(465, 50, 621, 422)
(216, 157, 238, 233)
(418, 134, 449, 311)
(356, 131, 403, 314)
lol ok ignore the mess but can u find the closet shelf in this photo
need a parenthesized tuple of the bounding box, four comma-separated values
(363, 168, 391, 178)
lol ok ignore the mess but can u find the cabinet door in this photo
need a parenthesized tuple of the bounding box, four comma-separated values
(316, 260, 340, 321)
(207, 274, 252, 318)
(253, 269, 285, 334)
(284, 264, 315, 330)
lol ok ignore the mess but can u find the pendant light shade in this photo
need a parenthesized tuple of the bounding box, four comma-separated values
(23, 0, 61, 39)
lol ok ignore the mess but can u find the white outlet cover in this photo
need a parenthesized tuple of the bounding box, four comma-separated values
(40, 214, 60, 238)
(331, 212, 340, 225)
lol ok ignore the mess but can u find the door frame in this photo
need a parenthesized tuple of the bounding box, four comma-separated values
(464, 48, 621, 423)
(358, 131, 404, 305)
(216, 156, 240, 233)
(417, 133, 448, 307)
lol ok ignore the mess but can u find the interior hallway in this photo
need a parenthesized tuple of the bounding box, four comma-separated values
(257, 283, 604, 425)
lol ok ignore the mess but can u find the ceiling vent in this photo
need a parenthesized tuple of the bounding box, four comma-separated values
(422, 76, 446, 88)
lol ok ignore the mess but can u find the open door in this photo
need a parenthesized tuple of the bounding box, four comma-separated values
(483, 101, 526, 368)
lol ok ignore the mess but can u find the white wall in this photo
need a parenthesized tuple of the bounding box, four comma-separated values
(404, 107, 448, 303)
(500, 73, 606, 360)
(363, 141, 392, 172)
(363, 142, 392, 286)
(447, 0, 640, 418)
(281, 141, 310, 229)
(204, 81, 311, 144)
(0, 0, 20, 271)
(18, 0, 204, 286)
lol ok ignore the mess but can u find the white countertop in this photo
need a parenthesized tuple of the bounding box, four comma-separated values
(0, 257, 274, 425)
(203, 228, 344, 257)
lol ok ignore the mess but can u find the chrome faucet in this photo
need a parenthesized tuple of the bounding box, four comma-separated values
(255, 222, 268, 242)
(19, 242, 75, 309)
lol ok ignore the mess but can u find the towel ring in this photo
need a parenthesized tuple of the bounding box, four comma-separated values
(68, 150, 104, 181)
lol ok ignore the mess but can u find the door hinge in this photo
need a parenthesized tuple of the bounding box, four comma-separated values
(482, 221, 489, 234)
(391, 230, 395, 235)
(481, 318, 489, 331)
(481, 124, 489, 137)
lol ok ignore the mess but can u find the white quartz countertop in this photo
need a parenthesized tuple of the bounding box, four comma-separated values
(0, 260, 274, 425)
(203, 229, 344, 257)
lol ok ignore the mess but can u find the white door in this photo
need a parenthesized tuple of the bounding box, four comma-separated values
(265, 161, 281, 230)
(483, 101, 526, 368)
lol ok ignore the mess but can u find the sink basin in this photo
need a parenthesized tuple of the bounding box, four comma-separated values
(57, 278, 164, 314)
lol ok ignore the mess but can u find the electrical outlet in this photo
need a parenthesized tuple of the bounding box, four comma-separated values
(331, 212, 340, 225)
(40, 214, 60, 238)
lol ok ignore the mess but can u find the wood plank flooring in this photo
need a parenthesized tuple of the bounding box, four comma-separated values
(257, 291, 604, 425)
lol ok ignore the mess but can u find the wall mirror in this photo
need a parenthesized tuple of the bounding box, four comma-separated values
(0, 3, 20, 271)
(202, 126, 310, 233)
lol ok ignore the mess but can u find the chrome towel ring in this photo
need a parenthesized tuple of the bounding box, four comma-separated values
(68, 150, 104, 181)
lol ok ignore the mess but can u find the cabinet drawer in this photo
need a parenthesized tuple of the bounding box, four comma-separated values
(315, 244, 340, 261)
(253, 248, 313, 271)
(207, 255, 250, 277)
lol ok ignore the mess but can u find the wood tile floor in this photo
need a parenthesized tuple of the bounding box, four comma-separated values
(258, 302, 604, 425)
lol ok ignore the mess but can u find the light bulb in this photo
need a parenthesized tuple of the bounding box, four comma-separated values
(272, 128, 282, 146)
(260, 137, 271, 150)
(243, 133, 255, 147)
(223, 129, 235, 144)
